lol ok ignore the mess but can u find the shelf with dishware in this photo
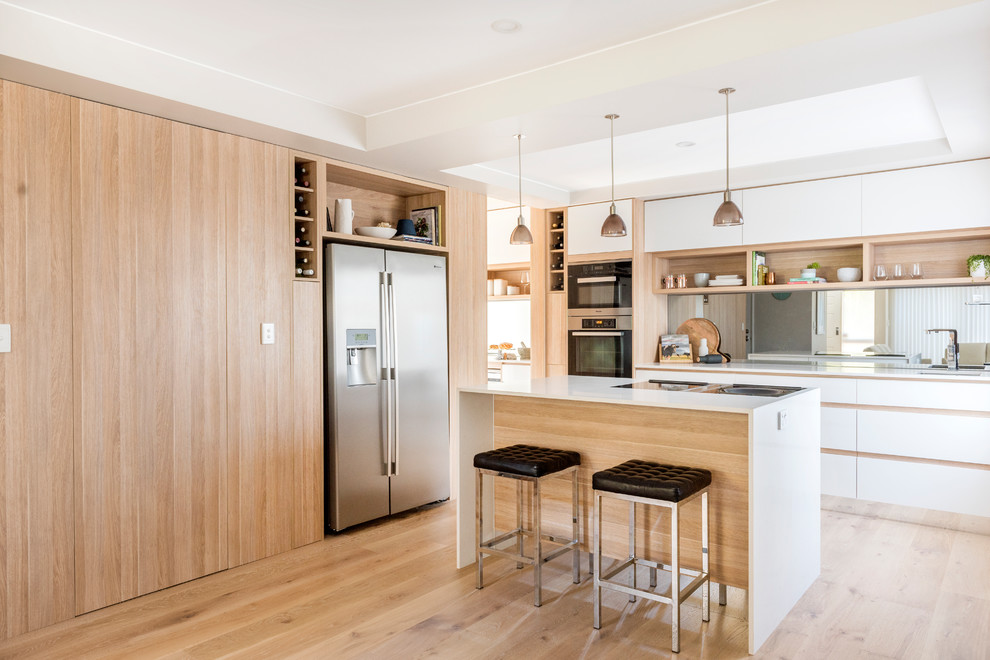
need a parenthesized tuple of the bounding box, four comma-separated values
(324, 158, 446, 248)
(487, 261, 531, 298)
(651, 226, 990, 294)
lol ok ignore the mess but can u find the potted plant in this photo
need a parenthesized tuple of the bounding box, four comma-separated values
(968, 254, 990, 279)
(801, 262, 821, 278)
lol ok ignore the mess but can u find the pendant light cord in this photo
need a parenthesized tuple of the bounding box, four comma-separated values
(725, 90, 730, 192)
(610, 116, 615, 204)
(517, 134, 523, 218)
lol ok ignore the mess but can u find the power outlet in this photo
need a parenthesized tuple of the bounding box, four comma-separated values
(777, 409, 788, 430)
(0, 324, 9, 353)
(261, 323, 275, 345)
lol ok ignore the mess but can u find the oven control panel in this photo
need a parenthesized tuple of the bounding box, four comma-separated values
(582, 318, 616, 329)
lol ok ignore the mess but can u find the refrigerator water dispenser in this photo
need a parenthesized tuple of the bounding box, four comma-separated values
(345, 328, 377, 386)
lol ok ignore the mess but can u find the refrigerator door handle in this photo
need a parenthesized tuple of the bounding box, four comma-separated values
(379, 275, 391, 476)
(387, 274, 399, 476)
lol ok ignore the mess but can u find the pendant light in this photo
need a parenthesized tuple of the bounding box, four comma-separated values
(713, 87, 743, 227)
(600, 114, 627, 237)
(509, 133, 533, 245)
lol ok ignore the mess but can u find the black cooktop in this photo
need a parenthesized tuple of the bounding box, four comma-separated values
(614, 379, 803, 397)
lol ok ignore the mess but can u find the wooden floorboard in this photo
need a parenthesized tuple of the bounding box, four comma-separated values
(1, 501, 988, 659)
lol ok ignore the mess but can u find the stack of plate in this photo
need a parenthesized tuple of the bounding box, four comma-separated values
(708, 275, 744, 287)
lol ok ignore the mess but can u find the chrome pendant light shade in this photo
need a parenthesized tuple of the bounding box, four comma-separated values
(713, 88, 743, 227)
(601, 114, 627, 237)
(509, 133, 534, 245)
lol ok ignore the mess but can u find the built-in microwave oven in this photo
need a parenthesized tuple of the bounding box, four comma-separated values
(567, 260, 632, 314)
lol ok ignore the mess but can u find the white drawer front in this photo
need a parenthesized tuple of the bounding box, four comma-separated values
(857, 457, 990, 518)
(857, 409, 990, 465)
(821, 453, 856, 498)
(821, 407, 856, 451)
(856, 379, 990, 412)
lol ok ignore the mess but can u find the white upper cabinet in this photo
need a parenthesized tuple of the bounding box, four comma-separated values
(742, 177, 862, 245)
(566, 199, 633, 256)
(644, 192, 743, 252)
(487, 206, 532, 265)
(862, 160, 990, 236)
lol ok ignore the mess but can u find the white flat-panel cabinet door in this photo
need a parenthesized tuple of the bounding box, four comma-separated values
(743, 177, 862, 244)
(644, 192, 743, 252)
(487, 206, 532, 265)
(862, 160, 990, 235)
(566, 199, 633, 256)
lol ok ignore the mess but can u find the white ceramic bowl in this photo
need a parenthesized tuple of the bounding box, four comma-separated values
(836, 267, 862, 282)
(693, 273, 710, 287)
(354, 226, 396, 239)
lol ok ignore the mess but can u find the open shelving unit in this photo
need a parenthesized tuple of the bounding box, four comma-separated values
(487, 261, 531, 300)
(652, 227, 990, 295)
(323, 160, 447, 254)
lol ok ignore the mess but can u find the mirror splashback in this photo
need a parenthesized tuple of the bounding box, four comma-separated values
(668, 285, 990, 364)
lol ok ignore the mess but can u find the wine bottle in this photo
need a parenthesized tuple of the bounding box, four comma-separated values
(301, 180, 309, 188)
(298, 226, 307, 234)
(296, 267, 303, 276)
(298, 166, 308, 175)
(302, 209, 310, 216)
(297, 257, 309, 264)
(301, 269, 314, 276)
(297, 195, 305, 203)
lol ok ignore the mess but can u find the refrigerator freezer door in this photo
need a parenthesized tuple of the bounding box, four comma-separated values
(386, 250, 450, 513)
(326, 243, 390, 531)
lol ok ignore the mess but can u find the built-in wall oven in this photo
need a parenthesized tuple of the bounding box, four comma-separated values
(567, 315, 632, 378)
(567, 260, 633, 377)
(567, 260, 632, 313)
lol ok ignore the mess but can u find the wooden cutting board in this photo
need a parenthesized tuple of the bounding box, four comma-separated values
(675, 318, 730, 362)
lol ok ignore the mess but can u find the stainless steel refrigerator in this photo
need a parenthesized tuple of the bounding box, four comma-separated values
(324, 242, 450, 532)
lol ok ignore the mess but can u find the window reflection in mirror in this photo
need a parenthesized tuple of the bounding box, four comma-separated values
(667, 285, 990, 366)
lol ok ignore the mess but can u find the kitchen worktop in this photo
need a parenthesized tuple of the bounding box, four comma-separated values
(636, 360, 990, 381)
(460, 375, 812, 413)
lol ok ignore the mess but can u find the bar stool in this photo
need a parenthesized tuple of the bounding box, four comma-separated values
(474, 444, 581, 607)
(592, 459, 712, 653)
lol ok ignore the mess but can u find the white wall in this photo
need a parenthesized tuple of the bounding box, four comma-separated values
(487, 300, 531, 351)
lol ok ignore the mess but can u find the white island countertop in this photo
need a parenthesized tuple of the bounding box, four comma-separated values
(636, 360, 990, 381)
(460, 375, 812, 413)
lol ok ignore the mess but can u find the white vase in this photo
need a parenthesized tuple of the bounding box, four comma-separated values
(971, 263, 988, 279)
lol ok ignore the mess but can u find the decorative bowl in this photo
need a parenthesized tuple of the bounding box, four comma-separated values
(836, 267, 862, 282)
(355, 226, 396, 239)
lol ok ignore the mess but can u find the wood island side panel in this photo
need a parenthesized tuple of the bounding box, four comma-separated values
(492, 396, 750, 588)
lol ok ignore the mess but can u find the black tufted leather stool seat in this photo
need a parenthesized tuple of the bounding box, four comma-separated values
(475, 444, 581, 607)
(474, 444, 581, 478)
(592, 459, 715, 653)
(592, 460, 712, 501)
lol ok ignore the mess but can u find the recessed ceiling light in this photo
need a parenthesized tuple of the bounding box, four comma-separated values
(491, 19, 522, 34)
(676, 141, 696, 148)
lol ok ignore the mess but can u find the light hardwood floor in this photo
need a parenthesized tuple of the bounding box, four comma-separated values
(1, 501, 987, 659)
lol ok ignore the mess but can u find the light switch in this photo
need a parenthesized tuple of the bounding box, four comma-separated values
(777, 409, 788, 430)
(261, 323, 275, 345)
(0, 324, 9, 353)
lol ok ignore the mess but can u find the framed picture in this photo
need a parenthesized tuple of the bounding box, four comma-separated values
(411, 206, 440, 246)
(659, 334, 693, 361)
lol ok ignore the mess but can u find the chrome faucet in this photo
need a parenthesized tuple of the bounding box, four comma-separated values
(927, 328, 959, 369)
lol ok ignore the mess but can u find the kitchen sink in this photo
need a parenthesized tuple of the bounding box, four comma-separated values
(614, 380, 804, 396)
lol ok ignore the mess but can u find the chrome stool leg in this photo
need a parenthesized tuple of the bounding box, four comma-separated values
(516, 480, 524, 569)
(572, 467, 580, 584)
(476, 469, 484, 589)
(702, 491, 710, 622)
(533, 477, 543, 607)
(593, 490, 602, 629)
(671, 500, 680, 654)
(719, 583, 727, 606)
(628, 501, 637, 603)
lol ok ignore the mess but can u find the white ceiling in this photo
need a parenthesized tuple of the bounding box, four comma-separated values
(1, 0, 988, 207)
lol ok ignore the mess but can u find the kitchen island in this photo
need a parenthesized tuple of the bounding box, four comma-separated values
(457, 376, 821, 654)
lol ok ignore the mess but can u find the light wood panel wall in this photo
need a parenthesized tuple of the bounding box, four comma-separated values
(223, 135, 295, 567)
(71, 100, 228, 614)
(529, 208, 547, 378)
(0, 81, 74, 639)
(291, 281, 324, 546)
(632, 199, 665, 360)
(492, 395, 750, 588)
(445, 188, 488, 498)
(546, 293, 568, 375)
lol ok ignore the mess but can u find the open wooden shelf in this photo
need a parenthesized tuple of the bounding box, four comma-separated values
(324, 231, 448, 254)
(488, 294, 531, 301)
(652, 227, 990, 294)
(292, 154, 321, 281)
